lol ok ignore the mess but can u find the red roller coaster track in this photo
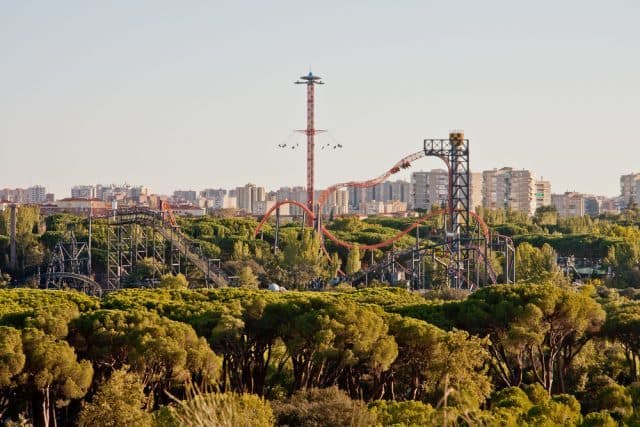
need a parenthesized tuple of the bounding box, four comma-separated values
(318, 150, 429, 207)
(254, 131, 492, 252)
(252, 145, 516, 286)
(160, 200, 177, 226)
(253, 199, 489, 251)
(254, 129, 524, 286)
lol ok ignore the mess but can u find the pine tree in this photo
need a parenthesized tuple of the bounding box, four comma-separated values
(345, 247, 361, 275)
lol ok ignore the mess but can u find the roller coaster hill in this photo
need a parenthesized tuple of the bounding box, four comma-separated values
(255, 131, 516, 290)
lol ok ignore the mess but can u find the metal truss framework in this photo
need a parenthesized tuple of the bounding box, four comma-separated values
(351, 218, 516, 290)
(105, 208, 227, 291)
(106, 222, 165, 291)
(420, 133, 515, 288)
(45, 231, 103, 296)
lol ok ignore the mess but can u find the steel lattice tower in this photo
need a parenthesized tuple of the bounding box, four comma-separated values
(295, 72, 324, 225)
(424, 132, 472, 288)
(423, 132, 471, 236)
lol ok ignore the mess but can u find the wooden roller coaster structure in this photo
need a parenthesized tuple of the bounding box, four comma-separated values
(44, 201, 227, 295)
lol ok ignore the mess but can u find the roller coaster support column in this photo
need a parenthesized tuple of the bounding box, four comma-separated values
(274, 207, 280, 253)
(9, 204, 16, 271)
(184, 238, 188, 281)
(448, 132, 470, 240)
(411, 250, 420, 289)
(170, 225, 181, 275)
(484, 237, 489, 286)
(414, 225, 422, 289)
(315, 204, 322, 235)
(424, 132, 471, 289)
(505, 242, 511, 283)
(88, 206, 92, 277)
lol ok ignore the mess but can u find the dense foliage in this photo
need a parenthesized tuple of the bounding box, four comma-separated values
(0, 282, 638, 425)
(4, 206, 640, 290)
(4, 208, 640, 424)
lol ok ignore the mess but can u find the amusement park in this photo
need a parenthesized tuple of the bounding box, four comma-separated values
(4, 2, 640, 423)
(0, 71, 523, 296)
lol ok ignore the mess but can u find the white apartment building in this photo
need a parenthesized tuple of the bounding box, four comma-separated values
(25, 186, 46, 204)
(276, 186, 307, 216)
(535, 180, 552, 210)
(0, 187, 47, 204)
(234, 183, 266, 214)
(411, 170, 483, 212)
(470, 173, 483, 212)
(71, 185, 96, 199)
(620, 173, 640, 208)
(411, 169, 449, 210)
(318, 189, 349, 215)
(552, 192, 586, 217)
(482, 168, 537, 216)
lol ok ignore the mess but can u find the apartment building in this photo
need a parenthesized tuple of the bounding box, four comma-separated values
(275, 186, 306, 216)
(535, 180, 552, 210)
(200, 189, 236, 210)
(482, 168, 537, 216)
(348, 180, 411, 213)
(584, 196, 605, 217)
(234, 183, 266, 214)
(71, 185, 96, 199)
(25, 186, 46, 204)
(172, 190, 198, 204)
(318, 189, 349, 215)
(470, 173, 483, 212)
(552, 192, 586, 217)
(411, 170, 483, 212)
(620, 173, 640, 208)
(0, 186, 47, 204)
(411, 169, 449, 210)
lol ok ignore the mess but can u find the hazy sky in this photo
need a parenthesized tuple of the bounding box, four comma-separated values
(1, 1, 639, 198)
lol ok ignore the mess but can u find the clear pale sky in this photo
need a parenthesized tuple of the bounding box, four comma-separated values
(1, 1, 638, 198)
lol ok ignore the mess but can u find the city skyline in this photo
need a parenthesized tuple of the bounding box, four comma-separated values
(2, 1, 639, 198)
(0, 165, 631, 198)
(4, 159, 640, 202)
(1, 165, 631, 219)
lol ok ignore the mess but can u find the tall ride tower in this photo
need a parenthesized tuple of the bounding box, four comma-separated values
(424, 131, 472, 288)
(295, 72, 324, 225)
